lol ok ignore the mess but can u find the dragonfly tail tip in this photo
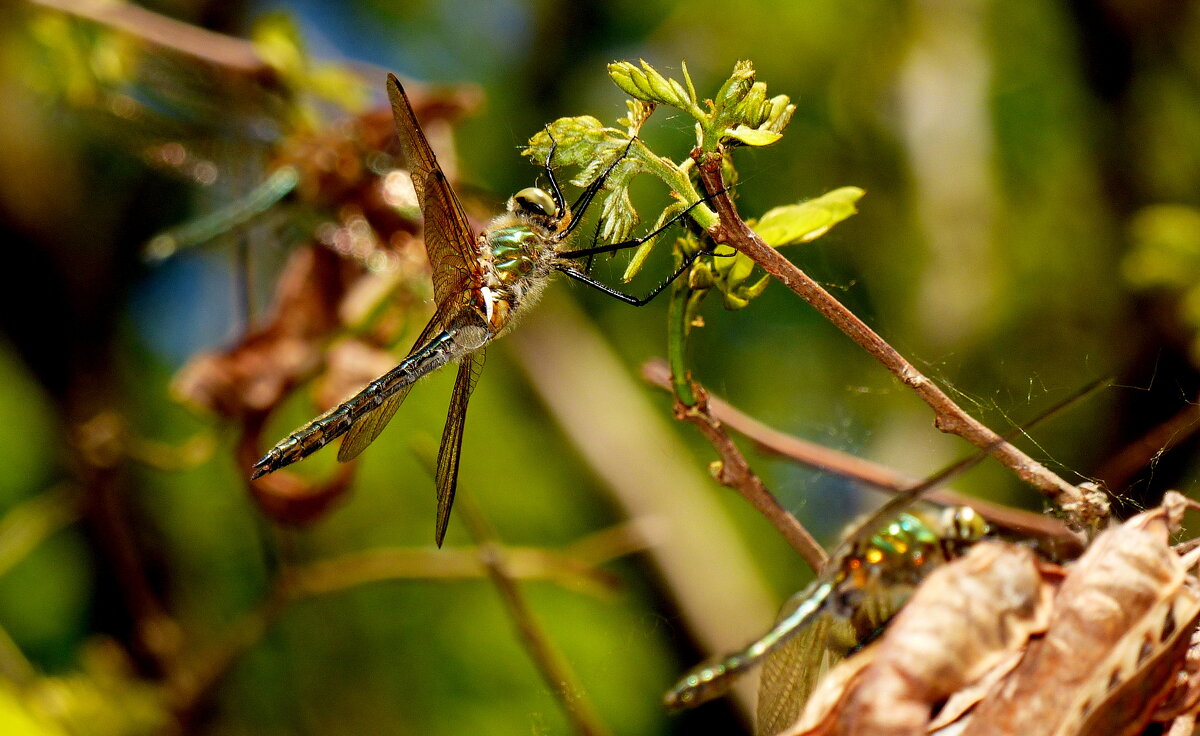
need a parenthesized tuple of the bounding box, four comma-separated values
(249, 459, 272, 480)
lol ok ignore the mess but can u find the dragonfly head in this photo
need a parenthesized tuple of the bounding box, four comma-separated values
(939, 505, 989, 543)
(510, 186, 561, 226)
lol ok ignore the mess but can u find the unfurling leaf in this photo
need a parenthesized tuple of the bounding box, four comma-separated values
(706, 61, 795, 150)
(714, 60, 756, 112)
(608, 59, 694, 111)
(599, 186, 638, 246)
(618, 99, 656, 136)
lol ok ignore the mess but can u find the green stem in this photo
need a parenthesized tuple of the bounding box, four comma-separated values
(667, 279, 696, 406)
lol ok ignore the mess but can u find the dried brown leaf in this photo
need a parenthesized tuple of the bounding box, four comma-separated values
(782, 542, 1056, 736)
(961, 500, 1200, 736)
(172, 245, 354, 418)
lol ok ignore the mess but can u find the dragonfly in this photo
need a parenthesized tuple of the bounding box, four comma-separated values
(250, 74, 704, 545)
(662, 374, 1108, 713)
(665, 504, 990, 714)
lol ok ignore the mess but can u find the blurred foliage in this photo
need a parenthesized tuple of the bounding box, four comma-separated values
(1124, 204, 1200, 361)
(0, 1, 1199, 735)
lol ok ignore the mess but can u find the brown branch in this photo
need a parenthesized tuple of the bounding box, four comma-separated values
(1095, 395, 1200, 492)
(72, 412, 182, 677)
(676, 386, 828, 572)
(642, 358, 1081, 552)
(694, 150, 1106, 527)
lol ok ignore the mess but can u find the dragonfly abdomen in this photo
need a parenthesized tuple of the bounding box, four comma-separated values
(250, 329, 461, 478)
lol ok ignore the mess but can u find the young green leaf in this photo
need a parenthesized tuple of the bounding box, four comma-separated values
(523, 116, 629, 188)
(599, 185, 639, 246)
(724, 126, 783, 147)
(754, 187, 866, 247)
(618, 99, 657, 136)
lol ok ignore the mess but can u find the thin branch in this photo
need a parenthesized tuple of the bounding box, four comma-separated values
(676, 386, 828, 572)
(282, 534, 645, 600)
(641, 358, 1080, 551)
(31, 0, 278, 81)
(693, 150, 1107, 527)
(458, 497, 612, 736)
(1095, 394, 1200, 492)
(0, 484, 83, 578)
(169, 524, 649, 719)
(0, 623, 35, 687)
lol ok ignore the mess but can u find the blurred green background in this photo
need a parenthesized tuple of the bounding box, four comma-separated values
(1, 0, 1199, 734)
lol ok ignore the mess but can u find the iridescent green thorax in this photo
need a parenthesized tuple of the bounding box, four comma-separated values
(840, 510, 985, 589)
(487, 225, 538, 280)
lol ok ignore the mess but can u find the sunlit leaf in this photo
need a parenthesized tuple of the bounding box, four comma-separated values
(713, 60, 756, 112)
(755, 187, 866, 247)
(525, 116, 628, 184)
(617, 99, 656, 136)
(724, 125, 783, 147)
(599, 186, 638, 246)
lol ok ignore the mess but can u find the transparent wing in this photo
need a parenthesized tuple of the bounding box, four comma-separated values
(386, 74, 479, 310)
(337, 314, 443, 462)
(755, 572, 916, 735)
(433, 349, 485, 546)
(756, 612, 856, 736)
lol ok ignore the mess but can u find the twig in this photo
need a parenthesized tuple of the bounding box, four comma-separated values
(1095, 394, 1200, 492)
(73, 412, 182, 677)
(641, 358, 1081, 550)
(281, 534, 643, 600)
(458, 497, 612, 736)
(169, 525, 648, 719)
(675, 387, 828, 571)
(30, 0, 278, 81)
(0, 623, 35, 687)
(0, 484, 84, 578)
(693, 150, 1107, 526)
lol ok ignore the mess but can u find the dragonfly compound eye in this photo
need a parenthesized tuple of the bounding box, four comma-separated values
(513, 187, 559, 218)
(941, 505, 989, 541)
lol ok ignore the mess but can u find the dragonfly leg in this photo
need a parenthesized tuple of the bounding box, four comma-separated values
(557, 196, 708, 261)
(541, 127, 566, 215)
(557, 137, 638, 240)
(557, 247, 702, 306)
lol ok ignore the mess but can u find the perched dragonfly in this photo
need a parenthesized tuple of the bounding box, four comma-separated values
(665, 504, 989, 714)
(251, 74, 702, 545)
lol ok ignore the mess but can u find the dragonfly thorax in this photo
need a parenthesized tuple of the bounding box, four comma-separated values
(476, 203, 563, 334)
(484, 182, 570, 274)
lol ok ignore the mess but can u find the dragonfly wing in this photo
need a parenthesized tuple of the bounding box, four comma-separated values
(386, 74, 480, 310)
(337, 315, 442, 463)
(757, 612, 856, 736)
(433, 349, 485, 546)
(336, 386, 414, 463)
